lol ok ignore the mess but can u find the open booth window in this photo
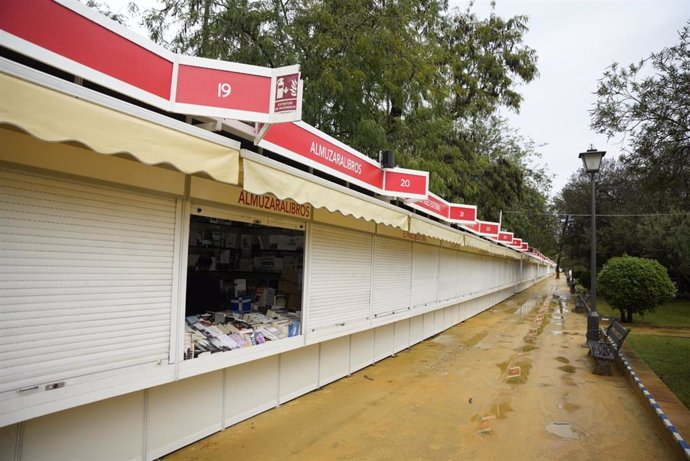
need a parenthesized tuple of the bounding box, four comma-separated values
(184, 211, 305, 360)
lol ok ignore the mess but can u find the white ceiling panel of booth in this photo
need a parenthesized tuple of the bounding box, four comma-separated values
(242, 154, 409, 230)
(0, 60, 241, 185)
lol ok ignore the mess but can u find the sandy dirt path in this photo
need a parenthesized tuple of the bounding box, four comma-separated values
(164, 278, 678, 460)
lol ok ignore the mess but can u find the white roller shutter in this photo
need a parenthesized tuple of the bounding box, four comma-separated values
(0, 167, 177, 394)
(307, 224, 372, 333)
(438, 248, 457, 301)
(412, 243, 438, 307)
(372, 236, 412, 318)
(456, 252, 468, 298)
(458, 253, 468, 295)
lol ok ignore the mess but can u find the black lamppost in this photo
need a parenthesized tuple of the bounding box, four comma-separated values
(579, 147, 606, 341)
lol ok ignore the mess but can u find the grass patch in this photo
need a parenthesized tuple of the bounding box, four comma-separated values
(596, 298, 690, 327)
(626, 334, 690, 409)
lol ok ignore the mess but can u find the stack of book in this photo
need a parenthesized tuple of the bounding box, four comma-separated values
(184, 310, 301, 359)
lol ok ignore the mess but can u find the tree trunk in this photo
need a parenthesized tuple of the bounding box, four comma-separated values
(554, 215, 570, 280)
(620, 309, 626, 322)
(200, 0, 212, 56)
(625, 308, 634, 323)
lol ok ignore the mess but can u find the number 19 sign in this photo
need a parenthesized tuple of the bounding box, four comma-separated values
(174, 56, 301, 123)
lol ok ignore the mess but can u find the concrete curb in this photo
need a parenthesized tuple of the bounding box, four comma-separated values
(618, 353, 690, 460)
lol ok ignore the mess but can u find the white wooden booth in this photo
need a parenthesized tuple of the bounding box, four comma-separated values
(0, 5, 554, 457)
(0, 61, 552, 460)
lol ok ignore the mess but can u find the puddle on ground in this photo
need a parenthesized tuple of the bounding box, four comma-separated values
(506, 361, 532, 385)
(559, 402, 581, 412)
(536, 315, 551, 334)
(559, 365, 576, 374)
(464, 331, 489, 347)
(474, 341, 493, 350)
(561, 375, 577, 386)
(546, 422, 584, 440)
(473, 414, 496, 436)
(516, 300, 537, 318)
(496, 358, 511, 373)
(555, 356, 570, 364)
(488, 402, 513, 420)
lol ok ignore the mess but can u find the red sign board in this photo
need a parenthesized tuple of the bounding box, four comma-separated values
(406, 193, 450, 220)
(467, 221, 500, 237)
(449, 204, 477, 224)
(521, 242, 529, 251)
(175, 63, 272, 114)
(511, 238, 523, 247)
(0, 0, 174, 101)
(258, 122, 384, 192)
(0, 0, 302, 123)
(383, 168, 428, 200)
(497, 231, 513, 243)
(274, 73, 299, 113)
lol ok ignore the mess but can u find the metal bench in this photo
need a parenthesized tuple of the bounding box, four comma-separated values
(587, 320, 630, 375)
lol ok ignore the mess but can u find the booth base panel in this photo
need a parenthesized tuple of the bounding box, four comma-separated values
(0, 279, 549, 461)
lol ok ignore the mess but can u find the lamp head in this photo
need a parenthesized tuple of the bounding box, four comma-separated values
(578, 147, 606, 173)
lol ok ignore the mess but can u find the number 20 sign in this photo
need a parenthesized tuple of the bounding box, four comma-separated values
(383, 168, 429, 201)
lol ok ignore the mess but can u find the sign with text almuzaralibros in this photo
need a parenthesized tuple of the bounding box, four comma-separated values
(0, 0, 303, 124)
(257, 121, 430, 201)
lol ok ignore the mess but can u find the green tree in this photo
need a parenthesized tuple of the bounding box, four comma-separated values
(591, 21, 690, 211)
(82, 0, 130, 23)
(570, 21, 690, 294)
(598, 255, 677, 323)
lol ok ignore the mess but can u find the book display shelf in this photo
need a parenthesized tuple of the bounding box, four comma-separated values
(185, 215, 304, 359)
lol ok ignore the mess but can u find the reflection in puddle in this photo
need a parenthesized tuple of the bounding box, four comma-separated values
(516, 300, 537, 318)
(561, 402, 581, 412)
(489, 401, 514, 419)
(506, 361, 531, 384)
(546, 422, 583, 440)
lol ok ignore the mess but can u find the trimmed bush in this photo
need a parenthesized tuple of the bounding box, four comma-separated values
(598, 255, 677, 323)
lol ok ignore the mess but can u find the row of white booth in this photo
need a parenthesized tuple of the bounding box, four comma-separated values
(0, 1, 553, 459)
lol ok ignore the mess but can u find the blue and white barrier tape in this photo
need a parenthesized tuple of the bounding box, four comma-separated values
(619, 354, 690, 459)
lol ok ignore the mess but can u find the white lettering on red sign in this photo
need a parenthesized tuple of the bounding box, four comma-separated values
(423, 200, 442, 212)
(383, 170, 428, 198)
(217, 83, 232, 98)
(449, 205, 476, 222)
(309, 141, 363, 175)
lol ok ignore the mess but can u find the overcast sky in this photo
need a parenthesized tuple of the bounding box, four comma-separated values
(103, 0, 690, 196)
(453, 0, 690, 195)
